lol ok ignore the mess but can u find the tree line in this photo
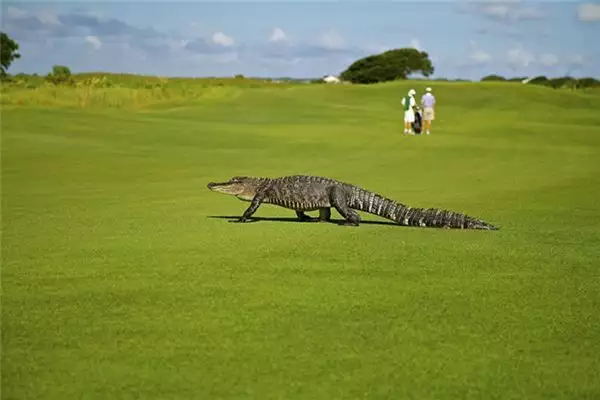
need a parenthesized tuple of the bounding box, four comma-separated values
(1, 31, 598, 89)
(480, 74, 599, 89)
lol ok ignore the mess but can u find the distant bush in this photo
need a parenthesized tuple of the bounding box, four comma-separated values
(576, 77, 600, 88)
(45, 65, 74, 86)
(526, 76, 600, 90)
(0, 71, 302, 109)
(527, 76, 548, 85)
(0, 72, 44, 88)
(76, 75, 115, 88)
(547, 76, 577, 89)
(481, 74, 506, 81)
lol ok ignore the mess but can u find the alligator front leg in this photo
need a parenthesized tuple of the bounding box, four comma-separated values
(234, 193, 265, 223)
(296, 211, 318, 222)
(318, 207, 331, 222)
(296, 208, 331, 222)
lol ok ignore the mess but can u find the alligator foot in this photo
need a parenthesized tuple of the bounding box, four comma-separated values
(231, 217, 251, 223)
(338, 221, 360, 227)
(296, 211, 319, 222)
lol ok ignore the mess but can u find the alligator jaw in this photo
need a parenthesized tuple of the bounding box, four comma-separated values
(206, 180, 242, 195)
(207, 181, 229, 190)
(207, 177, 261, 201)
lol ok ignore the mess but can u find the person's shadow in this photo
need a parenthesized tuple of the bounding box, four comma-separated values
(207, 215, 397, 226)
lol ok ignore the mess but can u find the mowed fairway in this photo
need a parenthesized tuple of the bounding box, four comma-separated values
(2, 81, 600, 399)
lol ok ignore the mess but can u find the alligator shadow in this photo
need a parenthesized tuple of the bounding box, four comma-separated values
(207, 215, 397, 226)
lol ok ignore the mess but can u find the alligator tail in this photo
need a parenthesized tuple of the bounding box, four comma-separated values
(349, 187, 498, 230)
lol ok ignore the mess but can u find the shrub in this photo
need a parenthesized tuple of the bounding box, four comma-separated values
(528, 76, 549, 85)
(547, 76, 577, 89)
(577, 77, 600, 88)
(481, 74, 506, 81)
(45, 65, 74, 86)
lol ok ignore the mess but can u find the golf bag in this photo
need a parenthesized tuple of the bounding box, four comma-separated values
(412, 107, 423, 134)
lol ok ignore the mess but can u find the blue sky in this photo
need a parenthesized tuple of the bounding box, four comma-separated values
(2, 1, 599, 79)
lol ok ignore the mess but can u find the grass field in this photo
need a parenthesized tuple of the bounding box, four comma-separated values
(2, 80, 600, 399)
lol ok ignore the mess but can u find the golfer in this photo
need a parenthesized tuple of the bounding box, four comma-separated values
(421, 87, 436, 135)
(402, 89, 417, 135)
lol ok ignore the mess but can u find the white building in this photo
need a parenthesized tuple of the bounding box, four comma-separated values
(323, 74, 341, 84)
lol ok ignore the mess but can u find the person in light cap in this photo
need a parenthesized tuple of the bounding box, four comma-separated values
(421, 87, 436, 135)
(401, 89, 417, 135)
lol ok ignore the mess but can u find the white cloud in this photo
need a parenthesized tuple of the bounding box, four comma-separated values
(458, 0, 544, 22)
(259, 29, 367, 63)
(183, 22, 206, 37)
(507, 45, 535, 68)
(37, 10, 62, 26)
(7, 6, 27, 19)
(470, 50, 492, 64)
(85, 35, 102, 50)
(211, 32, 234, 47)
(513, 7, 545, 20)
(317, 29, 346, 50)
(467, 40, 492, 65)
(476, 0, 520, 3)
(482, 4, 511, 18)
(567, 54, 587, 68)
(363, 44, 390, 54)
(269, 27, 288, 42)
(577, 3, 600, 22)
(409, 38, 422, 51)
(5, 6, 61, 25)
(539, 53, 558, 67)
(189, 51, 239, 65)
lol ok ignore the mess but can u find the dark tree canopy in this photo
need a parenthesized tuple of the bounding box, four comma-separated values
(528, 76, 549, 85)
(1, 32, 21, 76)
(45, 65, 74, 85)
(576, 77, 600, 88)
(340, 48, 434, 84)
(481, 74, 506, 81)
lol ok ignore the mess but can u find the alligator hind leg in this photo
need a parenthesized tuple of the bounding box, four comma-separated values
(328, 187, 360, 226)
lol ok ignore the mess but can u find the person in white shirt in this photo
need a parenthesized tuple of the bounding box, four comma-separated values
(421, 87, 436, 135)
(401, 89, 417, 135)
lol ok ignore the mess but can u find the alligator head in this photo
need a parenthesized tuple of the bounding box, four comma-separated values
(207, 176, 263, 201)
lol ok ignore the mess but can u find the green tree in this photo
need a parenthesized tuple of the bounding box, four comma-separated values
(577, 77, 600, 88)
(528, 76, 549, 86)
(340, 48, 434, 84)
(45, 65, 74, 85)
(547, 76, 577, 89)
(481, 74, 506, 81)
(1, 32, 21, 77)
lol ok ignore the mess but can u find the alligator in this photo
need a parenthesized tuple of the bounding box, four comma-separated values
(207, 175, 498, 230)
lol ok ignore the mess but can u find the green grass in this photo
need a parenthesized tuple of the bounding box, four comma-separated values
(2, 80, 600, 399)
(0, 74, 299, 109)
